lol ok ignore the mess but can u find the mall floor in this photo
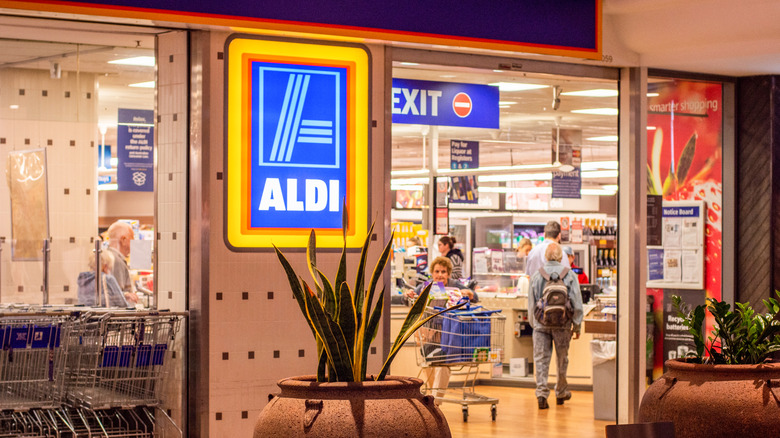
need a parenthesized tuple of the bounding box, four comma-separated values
(439, 386, 610, 438)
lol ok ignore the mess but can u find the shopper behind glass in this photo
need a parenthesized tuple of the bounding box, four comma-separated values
(516, 237, 533, 257)
(525, 221, 570, 277)
(438, 236, 465, 280)
(77, 249, 130, 307)
(106, 220, 139, 304)
(406, 256, 477, 302)
(529, 242, 583, 409)
(562, 245, 590, 284)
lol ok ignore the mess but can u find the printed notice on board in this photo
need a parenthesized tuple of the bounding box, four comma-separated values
(663, 217, 682, 247)
(682, 217, 700, 247)
(663, 249, 682, 282)
(682, 250, 702, 283)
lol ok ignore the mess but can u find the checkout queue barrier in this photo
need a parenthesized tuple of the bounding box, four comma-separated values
(0, 306, 186, 437)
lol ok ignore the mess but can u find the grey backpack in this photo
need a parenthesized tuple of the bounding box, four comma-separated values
(534, 267, 573, 327)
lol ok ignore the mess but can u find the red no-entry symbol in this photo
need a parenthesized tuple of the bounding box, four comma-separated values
(452, 92, 472, 118)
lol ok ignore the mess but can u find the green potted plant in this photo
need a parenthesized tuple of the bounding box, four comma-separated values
(254, 214, 465, 438)
(638, 294, 780, 438)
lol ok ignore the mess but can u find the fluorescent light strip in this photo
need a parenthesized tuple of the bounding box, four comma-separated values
(488, 82, 549, 92)
(129, 81, 155, 88)
(391, 185, 424, 191)
(561, 89, 618, 97)
(571, 108, 619, 115)
(391, 161, 619, 177)
(586, 135, 619, 142)
(109, 56, 155, 66)
(479, 186, 617, 196)
(477, 170, 617, 183)
(98, 183, 118, 191)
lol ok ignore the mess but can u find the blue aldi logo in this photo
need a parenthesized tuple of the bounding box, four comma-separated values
(225, 36, 370, 250)
(255, 65, 342, 169)
(250, 63, 347, 224)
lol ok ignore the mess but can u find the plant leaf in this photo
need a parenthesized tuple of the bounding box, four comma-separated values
(676, 133, 697, 184)
(360, 287, 385, 380)
(306, 230, 322, 294)
(316, 267, 338, 318)
(353, 221, 375, 320)
(274, 245, 318, 338)
(303, 281, 354, 381)
(337, 281, 357, 364)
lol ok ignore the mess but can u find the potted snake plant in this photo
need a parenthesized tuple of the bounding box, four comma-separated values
(254, 212, 465, 438)
(639, 293, 780, 438)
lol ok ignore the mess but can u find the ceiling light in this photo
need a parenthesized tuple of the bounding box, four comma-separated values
(647, 126, 657, 131)
(400, 62, 419, 66)
(391, 184, 425, 191)
(9, 104, 19, 109)
(98, 183, 118, 191)
(602, 185, 619, 193)
(129, 81, 155, 88)
(391, 177, 429, 185)
(109, 56, 155, 66)
(561, 89, 618, 97)
(582, 170, 619, 178)
(571, 108, 619, 116)
(391, 169, 429, 176)
(480, 186, 552, 194)
(647, 92, 659, 97)
(492, 70, 504, 73)
(581, 188, 617, 196)
(479, 172, 552, 182)
(581, 161, 618, 170)
(499, 105, 511, 109)
(488, 82, 549, 92)
(587, 135, 619, 142)
(440, 74, 456, 78)
(498, 101, 517, 105)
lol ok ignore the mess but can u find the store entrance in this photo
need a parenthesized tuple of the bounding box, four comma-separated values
(0, 15, 165, 306)
(389, 52, 619, 424)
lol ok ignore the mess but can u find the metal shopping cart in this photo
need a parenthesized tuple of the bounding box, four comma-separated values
(414, 305, 505, 422)
(0, 307, 186, 437)
(63, 310, 185, 437)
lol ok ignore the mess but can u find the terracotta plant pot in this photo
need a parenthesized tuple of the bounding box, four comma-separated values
(638, 359, 780, 438)
(254, 375, 451, 437)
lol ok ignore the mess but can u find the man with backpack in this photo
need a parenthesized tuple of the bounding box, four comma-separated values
(529, 242, 584, 409)
(525, 221, 570, 278)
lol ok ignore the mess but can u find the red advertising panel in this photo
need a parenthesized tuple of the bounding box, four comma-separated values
(646, 79, 723, 378)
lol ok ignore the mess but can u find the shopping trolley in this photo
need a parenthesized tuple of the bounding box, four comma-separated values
(62, 310, 185, 437)
(414, 305, 505, 422)
(0, 312, 76, 411)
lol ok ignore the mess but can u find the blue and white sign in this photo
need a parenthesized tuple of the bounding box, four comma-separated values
(648, 248, 664, 281)
(249, 61, 347, 229)
(117, 109, 154, 192)
(392, 79, 499, 129)
(662, 206, 700, 217)
(450, 140, 479, 169)
(551, 168, 581, 199)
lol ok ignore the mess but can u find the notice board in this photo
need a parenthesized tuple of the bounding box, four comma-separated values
(646, 200, 705, 290)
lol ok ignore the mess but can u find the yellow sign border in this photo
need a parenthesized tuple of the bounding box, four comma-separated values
(225, 35, 369, 249)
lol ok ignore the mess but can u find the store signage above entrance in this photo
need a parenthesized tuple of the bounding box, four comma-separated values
(392, 79, 499, 129)
(18, 2, 601, 59)
(225, 35, 369, 250)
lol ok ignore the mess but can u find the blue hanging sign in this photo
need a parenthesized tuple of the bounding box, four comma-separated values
(450, 140, 479, 170)
(392, 79, 499, 129)
(551, 168, 582, 199)
(117, 109, 154, 192)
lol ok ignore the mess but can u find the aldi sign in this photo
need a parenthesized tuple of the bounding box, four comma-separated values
(225, 36, 369, 249)
(391, 79, 499, 129)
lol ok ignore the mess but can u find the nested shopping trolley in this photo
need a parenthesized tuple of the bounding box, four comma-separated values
(414, 305, 505, 422)
(62, 310, 185, 437)
(0, 312, 73, 412)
